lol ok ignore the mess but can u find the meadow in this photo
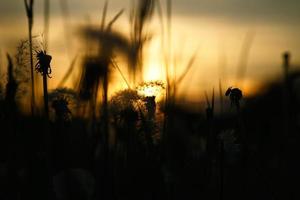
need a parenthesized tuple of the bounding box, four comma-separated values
(0, 0, 300, 200)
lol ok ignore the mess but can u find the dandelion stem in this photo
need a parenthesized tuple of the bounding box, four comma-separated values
(43, 73, 49, 118)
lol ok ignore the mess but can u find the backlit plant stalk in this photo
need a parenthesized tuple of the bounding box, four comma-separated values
(44, 0, 50, 50)
(24, 0, 35, 115)
(35, 51, 52, 118)
(129, 0, 155, 84)
(282, 52, 290, 136)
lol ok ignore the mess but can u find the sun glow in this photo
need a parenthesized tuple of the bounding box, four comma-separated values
(143, 63, 164, 82)
(136, 81, 165, 98)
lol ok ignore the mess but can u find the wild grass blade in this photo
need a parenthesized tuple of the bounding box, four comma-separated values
(100, 0, 109, 31)
(111, 58, 131, 89)
(204, 91, 210, 108)
(58, 55, 77, 87)
(211, 88, 215, 113)
(106, 9, 125, 31)
(44, 0, 50, 50)
(24, 0, 35, 115)
(219, 79, 224, 114)
(176, 49, 198, 85)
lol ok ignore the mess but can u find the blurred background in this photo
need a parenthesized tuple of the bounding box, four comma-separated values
(1, 0, 300, 103)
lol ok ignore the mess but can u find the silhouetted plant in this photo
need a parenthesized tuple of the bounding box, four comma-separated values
(78, 13, 131, 198)
(35, 51, 52, 77)
(13, 37, 45, 109)
(129, 0, 155, 83)
(110, 89, 141, 141)
(24, 0, 35, 115)
(205, 89, 215, 120)
(35, 50, 52, 118)
(0, 62, 3, 100)
(282, 52, 290, 136)
(136, 81, 164, 123)
(144, 96, 156, 120)
(43, 0, 50, 50)
(136, 81, 165, 97)
(79, 22, 131, 119)
(5, 54, 18, 113)
(78, 56, 107, 102)
(204, 89, 216, 194)
(109, 88, 159, 147)
(15, 39, 31, 99)
(225, 87, 243, 109)
(58, 55, 78, 87)
(49, 88, 78, 122)
(110, 89, 140, 115)
(51, 96, 71, 122)
(2, 1, 300, 200)
(0, 81, 3, 101)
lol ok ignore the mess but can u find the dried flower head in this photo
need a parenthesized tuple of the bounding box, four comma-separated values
(136, 81, 165, 97)
(49, 88, 79, 121)
(35, 50, 52, 78)
(110, 89, 141, 115)
(225, 87, 243, 108)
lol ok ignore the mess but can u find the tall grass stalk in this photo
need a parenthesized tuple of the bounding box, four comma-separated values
(282, 52, 290, 136)
(279, 52, 290, 189)
(24, 0, 35, 115)
(44, 0, 50, 50)
(5, 54, 17, 109)
(111, 59, 131, 89)
(163, 4, 173, 197)
(219, 79, 224, 114)
(58, 55, 77, 87)
(35, 51, 52, 118)
(42, 70, 49, 118)
(5, 54, 19, 200)
(100, 0, 108, 31)
(165, 0, 172, 103)
(218, 43, 226, 115)
(233, 89, 248, 197)
(205, 89, 215, 183)
(162, 1, 172, 175)
(163, 0, 172, 119)
(129, 0, 155, 84)
(43, 0, 50, 117)
(0, 51, 2, 97)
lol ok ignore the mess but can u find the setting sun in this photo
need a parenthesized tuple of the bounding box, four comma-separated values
(143, 64, 164, 82)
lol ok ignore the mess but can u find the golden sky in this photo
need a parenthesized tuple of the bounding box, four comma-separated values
(1, 0, 300, 102)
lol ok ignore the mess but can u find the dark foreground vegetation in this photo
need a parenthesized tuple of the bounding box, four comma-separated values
(1, 0, 300, 200)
